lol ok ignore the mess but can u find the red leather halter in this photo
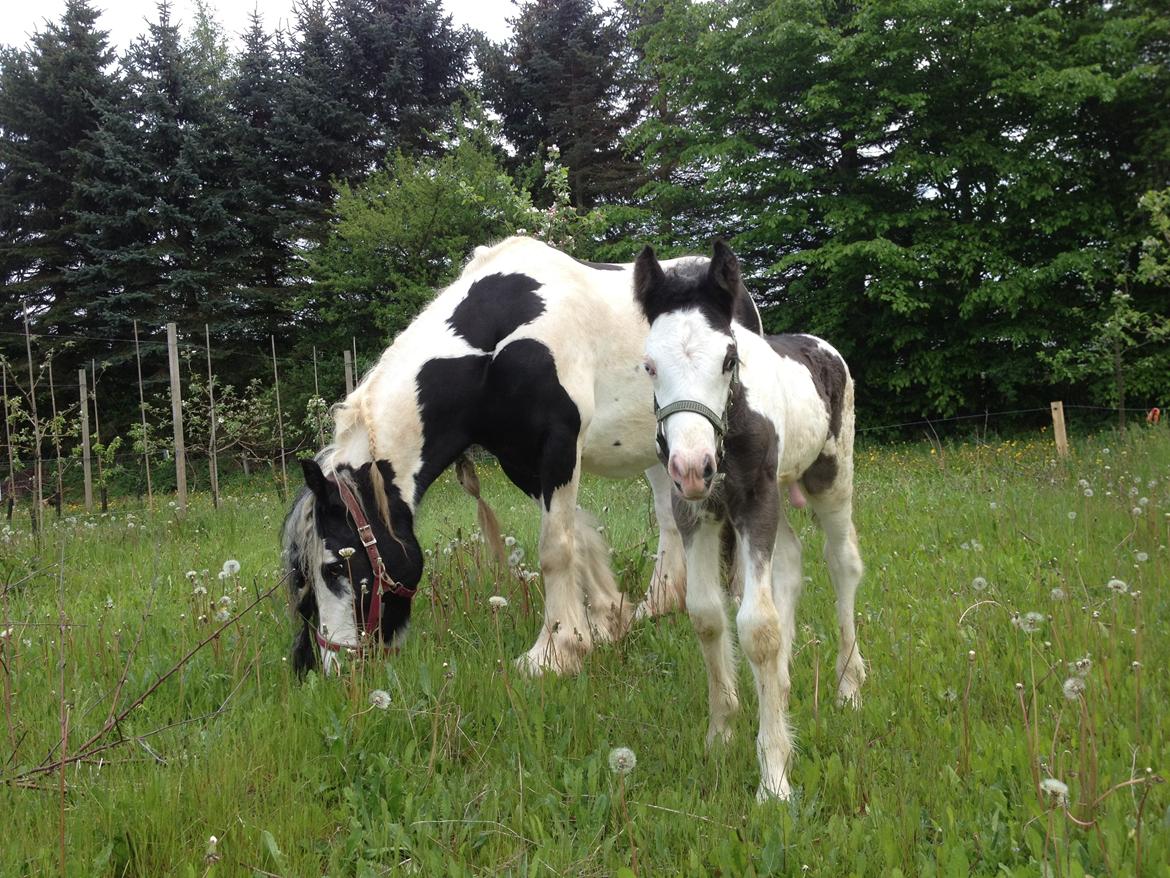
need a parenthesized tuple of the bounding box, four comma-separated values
(314, 475, 416, 655)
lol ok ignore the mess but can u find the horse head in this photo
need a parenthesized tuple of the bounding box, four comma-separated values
(634, 240, 743, 501)
(282, 455, 423, 674)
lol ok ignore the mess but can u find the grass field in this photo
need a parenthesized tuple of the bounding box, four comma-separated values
(2, 427, 1168, 877)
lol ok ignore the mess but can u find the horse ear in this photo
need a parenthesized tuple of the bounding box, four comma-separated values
(708, 240, 742, 300)
(633, 245, 666, 318)
(300, 458, 332, 504)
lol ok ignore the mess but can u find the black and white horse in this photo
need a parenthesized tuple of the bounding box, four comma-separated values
(282, 236, 763, 676)
(634, 241, 865, 800)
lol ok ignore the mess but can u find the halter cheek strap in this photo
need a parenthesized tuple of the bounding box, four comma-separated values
(315, 475, 417, 655)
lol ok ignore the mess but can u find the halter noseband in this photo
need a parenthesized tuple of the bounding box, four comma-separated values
(653, 358, 740, 469)
(314, 475, 417, 655)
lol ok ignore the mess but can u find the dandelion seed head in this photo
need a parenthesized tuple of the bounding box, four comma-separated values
(1107, 578, 1127, 594)
(971, 576, 988, 591)
(608, 746, 637, 775)
(1067, 511, 1077, 521)
(1135, 551, 1149, 563)
(504, 535, 517, 547)
(222, 559, 241, 576)
(488, 595, 509, 610)
(1083, 488, 1093, 497)
(1040, 777, 1069, 806)
(1062, 677, 1086, 700)
(369, 689, 391, 710)
(1050, 587, 1066, 601)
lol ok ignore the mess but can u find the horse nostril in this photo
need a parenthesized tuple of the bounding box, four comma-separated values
(702, 456, 715, 482)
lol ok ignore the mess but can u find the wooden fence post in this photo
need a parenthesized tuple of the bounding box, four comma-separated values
(2, 364, 16, 519)
(133, 321, 153, 508)
(167, 322, 187, 512)
(205, 325, 219, 509)
(272, 336, 288, 499)
(78, 368, 93, 511)
(22, 305, 43, 533)
(47, 358, 64, 517)
(343, 349, 354, 396)
(1050, 401, 1069, 458)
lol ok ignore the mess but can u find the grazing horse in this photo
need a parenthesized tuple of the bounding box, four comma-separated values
(282, 236, 763, 676)
(634, 241, 865, 800)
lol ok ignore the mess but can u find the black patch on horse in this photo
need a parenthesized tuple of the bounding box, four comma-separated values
(447, 273, 545, 352)
(415, 339, 581, 511)
(634, 241, 759, 338)
(801, 453, 839, 495)
(766, 335, 847, 438)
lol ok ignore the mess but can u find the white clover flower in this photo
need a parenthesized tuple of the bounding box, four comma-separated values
(338, 547, 356, 559)
(369, 689, 391, 710)
(971, 576, 988, 591)
(222, 559, 241, 576)
(608, 746, 636, 775)
(1050, 587, 1066, 601)
(1107, 578, 1128, 594)
(1062, 677, 1086, 700)
(488, 595, 509, 611)
(1039, 777, 1069, 806)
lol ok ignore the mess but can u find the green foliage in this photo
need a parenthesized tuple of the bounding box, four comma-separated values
(305, 106, 607, 340)
(2, 430, 1170, 873)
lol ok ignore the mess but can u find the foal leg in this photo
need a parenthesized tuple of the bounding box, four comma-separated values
(770, 516, 804, 711)
(518, 446, 594, 676)
(808, 491, 865, 707)
(635, 464, 687, 620)
(683, 514, 739, 745)
(734, 533, 790, 810)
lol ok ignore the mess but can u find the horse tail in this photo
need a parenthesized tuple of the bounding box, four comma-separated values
(455, 452, 508, 567)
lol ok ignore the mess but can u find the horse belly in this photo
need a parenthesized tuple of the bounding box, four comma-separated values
(581, 400, 657, 477)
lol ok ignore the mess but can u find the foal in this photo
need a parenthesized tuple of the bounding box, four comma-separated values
(634, 241, 866, 800)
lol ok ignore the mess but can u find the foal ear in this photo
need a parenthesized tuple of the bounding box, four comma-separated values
(300, 458, 333, 505)
(708, 240, 742, 301)
(633, 245, 667, 318)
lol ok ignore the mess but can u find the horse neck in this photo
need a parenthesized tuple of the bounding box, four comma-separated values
(333, 341, 472, 510)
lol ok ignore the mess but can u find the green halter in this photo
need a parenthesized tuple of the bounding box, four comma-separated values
(653, 358, 740, 468)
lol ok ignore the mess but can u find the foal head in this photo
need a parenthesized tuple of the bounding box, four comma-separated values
(635, 241, 743, 501)
(282, 455, 423, 675)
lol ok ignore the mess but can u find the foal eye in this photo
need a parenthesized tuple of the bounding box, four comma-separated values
(643, 358, 657, 378)
(723, 351, 739, 373)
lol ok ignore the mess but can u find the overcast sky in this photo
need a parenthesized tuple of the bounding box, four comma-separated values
(0, 0, 526, 51)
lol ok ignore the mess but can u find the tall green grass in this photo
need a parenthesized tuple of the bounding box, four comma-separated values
(2, 428, 1168, 876)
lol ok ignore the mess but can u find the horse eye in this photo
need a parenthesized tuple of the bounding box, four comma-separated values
(723, 352, 738, 373)
(643, 358, 657, 377)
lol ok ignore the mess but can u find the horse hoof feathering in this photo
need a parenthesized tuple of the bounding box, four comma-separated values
(635, 239, 867, 800)
(280, 236, 765, 677)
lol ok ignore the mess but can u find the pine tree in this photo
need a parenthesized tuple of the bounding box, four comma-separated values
(0, 0, 119, 354)
(478, 0, 642, 208)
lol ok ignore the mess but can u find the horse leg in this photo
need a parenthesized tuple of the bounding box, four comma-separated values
(732, 488, 792, 800)
(807, 489, 865, 708)
(635, 464, 687, 620)
(683, 514, 739, 746)
(769, 515, 803, 711)
(517, 445, 593, 676)
(572, 506, 633, 643)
